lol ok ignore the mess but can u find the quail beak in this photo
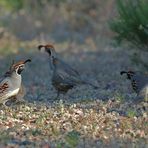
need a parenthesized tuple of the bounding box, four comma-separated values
(21, 65, 25, 70)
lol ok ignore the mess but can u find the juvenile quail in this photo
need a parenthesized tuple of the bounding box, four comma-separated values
(38, 44, 98, 98)
(120, 70, 148, 101)
(0, 59, 31, 106)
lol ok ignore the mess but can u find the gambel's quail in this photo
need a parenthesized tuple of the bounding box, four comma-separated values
(4, 61, 27, 102)
(38, 44, 98, 98)
(0, 59, 31, 106)
(120, 70, 148, 101)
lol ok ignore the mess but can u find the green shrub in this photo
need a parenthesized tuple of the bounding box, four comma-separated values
(110, 0, 148, 51)
(0, 0, 23, 11)
(65, 131, 80, 148)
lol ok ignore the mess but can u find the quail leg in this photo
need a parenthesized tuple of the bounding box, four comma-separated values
(55, 91, 60, 100)
(15, 84, 26, 103)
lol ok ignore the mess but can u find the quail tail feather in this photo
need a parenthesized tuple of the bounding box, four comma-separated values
(80, 78, 99, 89)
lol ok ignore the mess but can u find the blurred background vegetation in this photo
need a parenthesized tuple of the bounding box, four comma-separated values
(0, 0, 147, 68)
(0, 0, 115, 52)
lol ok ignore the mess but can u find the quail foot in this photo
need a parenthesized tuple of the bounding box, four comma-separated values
(120, 70, 148, 102)
(0, 59, 31, 106)
(38, 44, 98, 99)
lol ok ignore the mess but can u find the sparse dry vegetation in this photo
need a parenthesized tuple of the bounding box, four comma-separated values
(0, 100, 147, 147)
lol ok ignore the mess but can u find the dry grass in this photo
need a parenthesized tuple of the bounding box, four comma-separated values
(0, 100, 147, 147)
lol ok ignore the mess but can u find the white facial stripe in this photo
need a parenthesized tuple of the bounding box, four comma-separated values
(16, 64, 24, 69)
(18, 64, 24, 67)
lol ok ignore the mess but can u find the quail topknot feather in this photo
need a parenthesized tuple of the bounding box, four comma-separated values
(0, 59, 31, 106)
(120, 70, 148, 100)
(38, 44, 98, 98)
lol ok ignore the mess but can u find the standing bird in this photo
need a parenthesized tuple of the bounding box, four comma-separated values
(0, 59, 31, 106)
(38, 44, 98, 98)
(4, 60, 27, 103)
(120, 70, 148, 101)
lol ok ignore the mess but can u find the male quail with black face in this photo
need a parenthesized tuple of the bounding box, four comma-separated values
(38, 44, 98, 98)
(0, 59, 31, 106)
(4, 60, 28, 103)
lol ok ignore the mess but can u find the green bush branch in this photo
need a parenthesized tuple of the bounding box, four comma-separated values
(110, 0, 148, 51)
